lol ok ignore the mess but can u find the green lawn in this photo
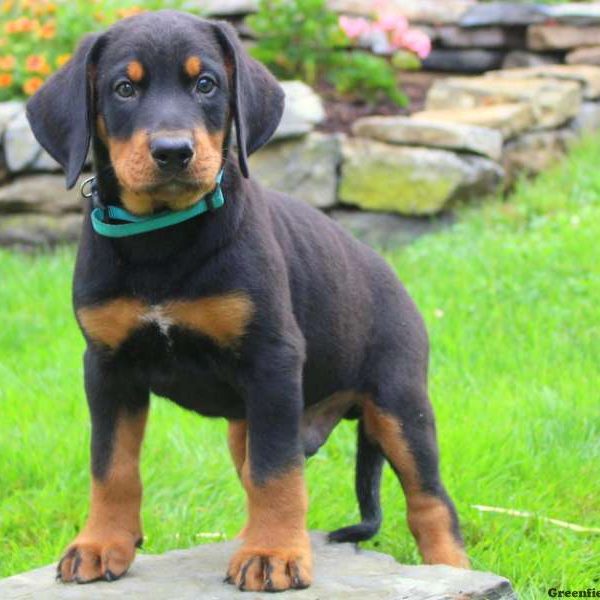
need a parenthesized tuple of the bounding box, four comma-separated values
(1, 137, 599, 598)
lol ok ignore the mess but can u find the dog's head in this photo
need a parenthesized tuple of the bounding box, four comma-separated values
(26, 11, 284, 215)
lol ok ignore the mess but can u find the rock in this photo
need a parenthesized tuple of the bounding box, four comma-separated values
(0, 174, 82, 215)
(327, 0, 474, 24)
(329, 209, 454, 249)
(539, 3, 600, 27)
(411, 104, 536, 139)
(566, 46, 600, 66)
(0, 214, 82, 248)
(570, 101, 600, 133)
(352, 115, 503, 160)
(0, 532, 516, 599)
(250, 132, 341, 209)
(422, 49, 505, 73)
(273, 81, 325, 141)
(4, 110, 60, 173)
(201, 0, 258, 16)
(339, 138, 503, 215)
(425, 76, 582, 129)
(460, 3, 545, 27)
(486, 64, 600, 100)
(0, 100, 23, 134)
(436, 25, 525, 49)
(528, 25, 600, 51)
(503, 128, 578, 184)
(503, 50, 562, 69)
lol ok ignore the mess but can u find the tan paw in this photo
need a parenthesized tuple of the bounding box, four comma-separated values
(225, 546, 312, 592)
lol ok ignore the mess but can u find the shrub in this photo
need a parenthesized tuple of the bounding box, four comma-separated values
(0, 0, 196, 101)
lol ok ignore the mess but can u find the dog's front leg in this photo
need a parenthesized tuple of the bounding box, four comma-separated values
(226, 347, 312, 592)
(57, 350, 148, 583)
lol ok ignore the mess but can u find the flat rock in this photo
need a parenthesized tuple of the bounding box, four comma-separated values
(436, 25, 525, 49)
(327, 0, 474, 23)
(250, 132, 341, 209)
(486, 64, 600, 99)
(528, 24, 600, 51)
(352, 115, 503, 160)
(0, 213, 82, 248)
(330, 209, 454, 249)
(566, 46, 600, 66)
(569, 101, 600, 133)
(426, 76, 582, 129)
(411, 103, 536, 139)
(339, 138, 503, 215)
(273, 81, 325, 141)
(503, 128, 578, 184)
(0, 532, 516, 599)
(201, 0, 258, 16)
(460, 2, 545, 27)
(540, 3, 600, 26)
(422, 49, 505, 73)
(503, 50, 562, 69)
(4, 110, 61, 173)
(0, 174, 82, 215)
(0, 100, 23, 134)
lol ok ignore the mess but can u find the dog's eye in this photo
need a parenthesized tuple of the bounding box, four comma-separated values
(115, 81, 135, 98)
(196, 76, 215, 94)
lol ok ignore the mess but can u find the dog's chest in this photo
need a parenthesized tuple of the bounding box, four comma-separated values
(76, 293, 254, 350)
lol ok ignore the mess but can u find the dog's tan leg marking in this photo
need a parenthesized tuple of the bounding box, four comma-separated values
(58, 408, 147, 583)
(362, 398, 469, 568)
(227, 420, 249, 539)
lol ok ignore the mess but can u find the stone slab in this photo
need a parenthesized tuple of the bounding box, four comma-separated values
(0, 213, 82, 248)
(0, 174, 82, 215)
(425, 76, 582, 129)
(566, 46, 600, 66)
(460, 2, 545, 27)
(0, 532, 516, 599)
(485, 64, 600, 99)
(540, 3, 600, 26)
(528, 24, 600, 51)
(570, 100, 600, 133)
(249, 132, 341, 209)
(273, 81, 326, 141)
(339, 138, 503, 215)
(352, 115, 503, 160)
(411, 103, 535, 139)
(422, 49, 505, 73)
(503, 50, 562, 69)
(0, 100, 23, 134)
(202, 0, 258, 16)
(436, 25, 526, 49)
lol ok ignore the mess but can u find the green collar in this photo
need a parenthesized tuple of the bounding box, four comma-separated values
(90, 169, 225, 238)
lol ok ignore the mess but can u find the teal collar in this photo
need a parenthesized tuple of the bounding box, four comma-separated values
(90, 169, 225, 238)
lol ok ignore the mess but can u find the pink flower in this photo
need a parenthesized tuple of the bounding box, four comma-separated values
(339, 15, 372, 40)
(392, 28, 431, 59)
(375, 12, 408, 34)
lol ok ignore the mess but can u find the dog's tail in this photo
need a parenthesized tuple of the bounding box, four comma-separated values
(328, 420, 384, 544)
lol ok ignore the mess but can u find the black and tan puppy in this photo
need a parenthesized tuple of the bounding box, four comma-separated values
(26, 10, 469, 591)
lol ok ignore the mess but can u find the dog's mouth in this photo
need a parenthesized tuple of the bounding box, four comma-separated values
(143, 177, 214, 212)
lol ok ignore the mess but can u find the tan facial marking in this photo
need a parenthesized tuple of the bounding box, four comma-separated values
(57, 408, 147, 582)
(184, 55, 202, 78)
(77, 298, 146, 349)
(77, 294, 254, 350)
(126, 60, 144, 82)
(362, 398, 469, 568)
(96, 114, 108, 144)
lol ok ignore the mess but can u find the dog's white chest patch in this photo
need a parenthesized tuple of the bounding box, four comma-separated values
(141, 305, 174, 337)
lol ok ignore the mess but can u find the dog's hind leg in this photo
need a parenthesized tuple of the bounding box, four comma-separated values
(362, 387, 469, 568)
(328, 420, 384, 544)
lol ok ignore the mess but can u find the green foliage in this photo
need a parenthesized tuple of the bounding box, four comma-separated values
(248, 0, 407, 106)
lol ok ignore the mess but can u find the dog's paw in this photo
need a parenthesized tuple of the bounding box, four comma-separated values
(225, 546, 312, 592)
(56, 532, 141, 584)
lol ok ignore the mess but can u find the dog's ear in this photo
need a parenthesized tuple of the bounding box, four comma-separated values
(212, 22, 284, 178)
(26, 33, 104, 189)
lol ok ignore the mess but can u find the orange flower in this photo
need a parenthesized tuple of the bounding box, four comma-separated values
(38, 20, 55, 39)
(23, 75, 43, 95)
(56, 53, 71, 67)
(25, 54, 50, 74)
(0, 54, 16, 70)
(1, 0, 14, 14)
(117, 6, 145, 19)
(5, 16, 35, 33)
(46, 2, 56, 13)
(0, 72, 13, 87)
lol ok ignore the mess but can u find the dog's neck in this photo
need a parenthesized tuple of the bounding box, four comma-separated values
(90, 141, 247, 266)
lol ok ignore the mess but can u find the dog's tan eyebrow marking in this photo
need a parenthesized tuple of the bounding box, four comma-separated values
(127, 60, 145, 82)
(184, 55, 202, 78)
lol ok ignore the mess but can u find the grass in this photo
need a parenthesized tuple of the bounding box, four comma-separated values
(1, 137, 599, 598)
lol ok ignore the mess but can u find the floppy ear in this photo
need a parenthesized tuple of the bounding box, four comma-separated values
(26, 33, 104, 189)
(212, 22, 285, 178)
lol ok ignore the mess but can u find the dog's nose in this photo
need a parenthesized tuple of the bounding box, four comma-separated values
(150, 137, 194, 172)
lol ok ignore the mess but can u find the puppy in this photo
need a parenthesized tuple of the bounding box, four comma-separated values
(26, 10, 469, 592)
